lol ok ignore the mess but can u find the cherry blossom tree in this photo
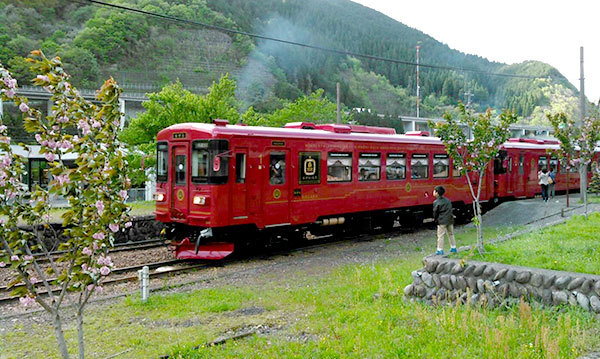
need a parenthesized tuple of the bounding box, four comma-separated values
(0, 51, 130, 359)
(430, 103, 517, 252)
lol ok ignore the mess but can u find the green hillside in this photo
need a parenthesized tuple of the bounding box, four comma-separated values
(0, 0, 582, 124)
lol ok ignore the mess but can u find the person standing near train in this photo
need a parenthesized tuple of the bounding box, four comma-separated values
(548, 167, 556, 199)
(432, 185, 456, 255)
(538, 167, 550, 202)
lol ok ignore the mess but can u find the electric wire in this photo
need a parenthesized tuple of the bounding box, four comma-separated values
(76, 0, 544, 81)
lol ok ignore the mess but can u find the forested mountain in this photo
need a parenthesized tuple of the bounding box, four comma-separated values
(0, 0, 583, 125)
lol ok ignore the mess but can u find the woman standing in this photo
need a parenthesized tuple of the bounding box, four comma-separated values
(538, 167, 550, 202)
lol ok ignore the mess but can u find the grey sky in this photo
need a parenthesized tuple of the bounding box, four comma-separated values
(352, 0, 599, 104)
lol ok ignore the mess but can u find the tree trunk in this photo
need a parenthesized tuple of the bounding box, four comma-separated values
(476, 201, 484, 253)
(566, 170, 570, 207)
(77, 307, 85, 359)
(580, 164, 588, 215)
(52, 310, 70, 359)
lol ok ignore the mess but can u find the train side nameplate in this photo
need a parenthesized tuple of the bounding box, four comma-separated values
(272, 141, 285, 146)
(173, 133, 187, 139)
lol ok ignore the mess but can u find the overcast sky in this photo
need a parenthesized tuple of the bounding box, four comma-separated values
(352, 0, 599, 103)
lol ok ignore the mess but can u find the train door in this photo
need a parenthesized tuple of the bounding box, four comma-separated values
(263, 149, 291, 226)
(515, 152, 527, 197)
(231, 148, 249, 221)
(171, 143, 189, 220)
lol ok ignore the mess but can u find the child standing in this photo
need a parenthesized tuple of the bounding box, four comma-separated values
(432, 185, 456, 255)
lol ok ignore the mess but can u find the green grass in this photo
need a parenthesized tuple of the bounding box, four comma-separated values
(1, 225, 598, 358)
(462, 212, 600, 275)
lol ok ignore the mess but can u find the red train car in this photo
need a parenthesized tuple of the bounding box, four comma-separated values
(154, 121, 594, 260)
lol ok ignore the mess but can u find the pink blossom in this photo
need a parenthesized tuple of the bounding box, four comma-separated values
(82, 247, 92, 256)
(78, 119, 91, 135)
(109, 223, 119, 233)
(36, 75, 50, 82)
(57, 116, 69, 123)
(10, 255, 18, 261)
(41, 140, 48, 146)
(95, 200, 105, 215)
(95, 286, 103, 294)
(23, 255, 33, 261)
(47, 140, 58, 150)
(5, 89, 15, 98)
(19, 296, 35, 307)
(44, 152, 56, 162)
(19, 103, 29, 113)
(29, 276, 38, 284)
(55, 173, 70, 186)
(87, 284, 95, 292)
(1, 154, 12, 167)
(3, 77, 16, 88)
(100, 266, 110, 276)
(52, 125, 59, 131)
(119, 190, 128, 200)
(64, 82, 70, 92)
(82, 263, 89, 271)
(125, 221, 132, 228)
(0, 136, 10, 144)
(72, 135, 80, 143)
(35, 134, 42, 143)
(7, 191, 16, 200)
(60, 140, 73, 150)
(0, 261, 5, 267)
(92, 232, 105, 240)
(92, 241, 99, 250)
(0, 125, 7, 132)
(91, 120, 101, 129)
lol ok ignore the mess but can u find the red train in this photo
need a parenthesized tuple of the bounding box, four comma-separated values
(154, 120, 598, 260)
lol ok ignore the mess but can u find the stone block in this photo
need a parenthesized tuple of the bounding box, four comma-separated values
(497, 283, 509, 298)
(530, 273, 543, 287)
(411, 270, 421, 281)
(567, 277, 585, 291)
(555, 276, 571, 289)
(568, 292, 578, 306)
(590, 296, 600, 313)
(467, 277, 477, 291)
(477, 279, 485, 293)
(543, 275, 556, 289)
(473, 264, 486, 276)
(440, 275, 453, 290)
(552, 291, 568, 305)
(457, 276, 467, 291)
(483, 266, 496, 278)
(505, 269, 516, 282)
(509, 283, 523, 298)
(580, 279, 593, 294)
(515, 271, 531, 284)
(493, 268, 508, 281)
(425, 260, 438, 273)
(403, 284, 414, 296)
(414, 285, 427, 298)
(594, 280, 600, 296)
(463, 264, 475, 276)
(541, 289, 552, 304)
(451, 263, 464, 275)
(435, 262, 447, 274)
(422, 272, 433, 287)
(432, 274, 441, 288)
(450, 275, 458, 289)
(577, 292, 590, 311)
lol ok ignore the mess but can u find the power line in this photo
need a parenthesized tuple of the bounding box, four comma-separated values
(77, 0, 544, 81)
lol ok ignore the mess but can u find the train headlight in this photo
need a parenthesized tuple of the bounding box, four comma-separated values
(193, 195, 206, 205)
(154, 192, 165, 202)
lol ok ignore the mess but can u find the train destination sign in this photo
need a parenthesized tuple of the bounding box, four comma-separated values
(299, 152, 321, 184)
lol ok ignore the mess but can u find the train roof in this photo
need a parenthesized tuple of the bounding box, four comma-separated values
(159, 122, 600, 152)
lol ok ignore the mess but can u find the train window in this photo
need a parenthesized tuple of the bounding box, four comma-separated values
(550, 157, 558, 174)
(175, 155, 186, 185)
(508, 157, 513, 173)
(386, 153, 406, 180)
(518, 154, 524, 175)
(191, 141, 210, 183)
(156, 142, 168, 182)
(299, 152, 321, 184)
(433, 154, 449, 178)
(358, 153, 381, 181)
(235, 153, 246, 183)
(538, 156, 548, 172)
(30, 159, 49, 189)
(327, 152, 352, 182)
(411, 154, 429, 179)
(270, 152, 286, 185)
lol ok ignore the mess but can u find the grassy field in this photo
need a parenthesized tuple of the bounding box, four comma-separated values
(461, 212, 600, 275)
(2, 224, 599, 358)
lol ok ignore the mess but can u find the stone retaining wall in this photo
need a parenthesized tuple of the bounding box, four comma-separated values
(25, 215, 165, 250)
(404, 256, 600, 313)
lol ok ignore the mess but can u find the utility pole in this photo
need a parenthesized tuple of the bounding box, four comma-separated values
(464, 91, 473, 110)
(336, 82, 341, 124)
(579, 46, 587, 201)
(416, 44, 420, 118)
